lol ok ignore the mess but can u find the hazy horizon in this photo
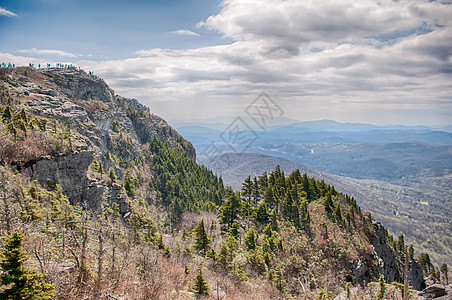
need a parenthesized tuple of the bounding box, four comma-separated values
(168, 115, 452, 128)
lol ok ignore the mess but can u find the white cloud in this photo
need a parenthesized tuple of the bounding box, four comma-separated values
(17, 48, 78, 57)
(203, 0, 452, 57)
(171, 30, 200, 37)
(3, 0, 452, 125)
(0, 52, 59, 66)
(0, 7, 17, 17)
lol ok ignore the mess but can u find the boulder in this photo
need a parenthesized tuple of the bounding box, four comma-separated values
(418, 284, 448, 299)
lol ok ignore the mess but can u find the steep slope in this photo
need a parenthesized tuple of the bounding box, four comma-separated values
(203, 152, 452, 267)
(0, 66, 196, 213)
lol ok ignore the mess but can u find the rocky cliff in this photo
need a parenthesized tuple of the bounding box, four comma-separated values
(370, 221, 426, 290)
(0, 66, 195, 213)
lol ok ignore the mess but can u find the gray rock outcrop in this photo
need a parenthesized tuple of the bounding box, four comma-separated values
(369, 222, 425, 291)
(410, 260, 427, 291)
(24, 150, 94, 204)
(370, 222, 401, 282)
(3, 67, 194, 214)
(418, 284, 452, 299)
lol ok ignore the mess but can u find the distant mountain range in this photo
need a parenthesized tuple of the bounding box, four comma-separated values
(177, 119, 452, 182)
(173, 117, 452, 133)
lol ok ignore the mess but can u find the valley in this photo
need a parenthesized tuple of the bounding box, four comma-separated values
(178, 122, 452, 266)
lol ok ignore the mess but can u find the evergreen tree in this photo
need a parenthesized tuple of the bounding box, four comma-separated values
(97, 161, 104, 177)
(192, 219, 210, 255)
(323, 193, 334, 214)
(0, 232, 55, 299)
(190, 266, 210, 295)
(440, 263, 448, 285)
(267, 264, 286, 293)
(227, 222, 241, 240)
(219, 191, 241, 230)
(218, 242, 230, 268)
(244, 228, 257, 251)
(335, 204, 342, 223)
(252, 176, 260, 208)
(300, 200, 311, 232)
(108, 167, 117, 183)
(418, 252, 433, 274)
(376, 275, 386, 300)
(241, 176, 253, 205)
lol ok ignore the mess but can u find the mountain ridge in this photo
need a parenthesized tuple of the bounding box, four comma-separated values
(0, 66, 447, 299)
(202, 151, 452, 267)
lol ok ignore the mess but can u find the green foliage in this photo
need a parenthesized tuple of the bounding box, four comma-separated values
(234, 264, 249, 281)
(244, 228, 257, 251)
(192, 219, 210, 255)
(190, 266, 209, 295)
(218, 242, 230, 268)
(227, 222, 241, 239)
(323, 193, 334, 215)
(267, 264, 286, 293)
(376, 275, 386, 300)
(1, 106, 53, 143)
(440, 263, 448, 285)
(418, 252, 433, 275)
(97, 161, 104, 175)
(219, 190, 241, 230)
(148, 138, 224, 215)
(123, 170, 136, 198)
(335, 204, 342, 223)
(247, 247, 267, 273)
(108, 167, 117, 183)
(162, 246, 171, 258)
(206, 248, 216, 259)
(0, 232, 55, 299)
(111, 119, 122, 132)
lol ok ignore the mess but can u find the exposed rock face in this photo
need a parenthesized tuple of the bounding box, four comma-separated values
(43, 68, 115, 103)
(24, 150, 94, 204)
(21, 150, 130, 213)
(120, 97, 196, 160)
(2, 67, 194, 214)
(410, 260, 427, 291)
(370, 222, 401, 282)
(369, 222, 425, 291)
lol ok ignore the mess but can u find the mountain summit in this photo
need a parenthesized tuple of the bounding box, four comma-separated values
(1, 66, 196, 213)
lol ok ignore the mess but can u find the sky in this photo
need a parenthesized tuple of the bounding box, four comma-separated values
(0, 0, 451, 126)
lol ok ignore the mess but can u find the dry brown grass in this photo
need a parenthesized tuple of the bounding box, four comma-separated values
(0, 122, 74, 164)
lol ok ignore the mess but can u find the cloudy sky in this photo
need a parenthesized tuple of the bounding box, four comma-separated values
(1, 0, 451, 125)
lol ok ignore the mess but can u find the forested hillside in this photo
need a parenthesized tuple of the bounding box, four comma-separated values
(0, 66, 449, 299)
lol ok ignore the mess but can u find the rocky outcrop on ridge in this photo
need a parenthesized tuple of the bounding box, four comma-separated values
(0, 66, 195, 213)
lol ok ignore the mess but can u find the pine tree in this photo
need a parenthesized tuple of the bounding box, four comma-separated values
(440, 263, 448, 285)
(376, 275, 386, 300)
(335, 204, 342, 223)
(252, 176, 260, 209)
(190, 266, 210, 295)
(192, 219, 210, 255)
(219, 191, 241, 229)
(267, 264, 286, 293)
(108, 167, 117, 183)
(244, 228, 257, 251)
(323, 193, 334, 214)
(0, 232, 55, 299)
